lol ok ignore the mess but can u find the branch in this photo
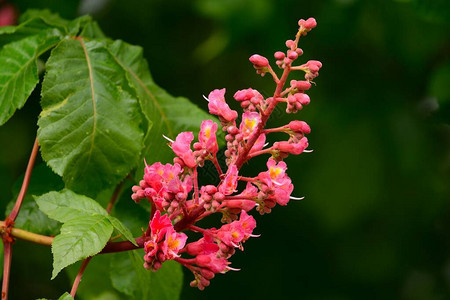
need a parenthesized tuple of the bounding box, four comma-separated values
(2, 137, 39, 300)
(70, 257, 92, 298)
(0, 221, 53, 246)
(8, 138, 39, 221)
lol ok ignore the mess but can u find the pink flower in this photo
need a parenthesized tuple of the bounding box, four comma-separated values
(144, 239, 159, 260)
(206, 89, 238, 122)
(216, 210, 256, 248)
(172, 132, 197, 168)
(236, 210, 257, 240)
(249, 133, 266, 154)
(239, 112, 261, 140)
(219, 164, 238, 195)
(162, 228, 188, 259)
(233, 88, 264, 105)
(258, 159, 294, 206)
(199, 120, 219, 155)
(186, 234, 219, 256)
(195, 254, 229, 274)
(273, 138, 308, 155)
(150, 211, 172, 241)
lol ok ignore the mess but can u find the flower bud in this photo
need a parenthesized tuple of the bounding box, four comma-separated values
(249, 54, 269, 68)
(291, 80, 311, 91)
(298, 17, 317, 30)
(296, 93, 310, 105)
(287, 50, 298, 60)
(287, 121, 311, 134)
(274, 51, 285, 60)
(285, 39, 295, 49)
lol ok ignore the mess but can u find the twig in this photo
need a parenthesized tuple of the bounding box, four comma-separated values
(1, 138, 39, 300)
(0, 221, 53, 246)
(1, 243, 11, 300)
(8, 138, 39, 221)
(70, 257, 92, 298)
(70, 182, 126, 297)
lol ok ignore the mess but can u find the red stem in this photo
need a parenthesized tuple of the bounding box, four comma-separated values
(234, 67, 291, 170)
(8, 138, 39, 221)
(106, 182, 124, 214)
(237, 176, 256, 182)
(70, 257, 92, 298)
(1, 242, 12, 300)
(193, 167, 199, 204)
(247, 148, 274, 159)
(100, 237, 144, 254)
(1, 138, 39, 300)
(212, 154, 223, 176)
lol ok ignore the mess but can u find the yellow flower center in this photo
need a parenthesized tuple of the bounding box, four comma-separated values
(269, 167, 282, 179)
(205, 127, 211, 139)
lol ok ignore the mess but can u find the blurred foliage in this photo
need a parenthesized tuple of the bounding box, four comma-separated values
(0, 0, 449, 299)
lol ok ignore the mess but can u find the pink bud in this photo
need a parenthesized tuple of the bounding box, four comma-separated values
(287, 121, 311, 134)
(298, 17, 317, 30)
(285, 39, 295, 49)
(274, 51, 285, 60)
(287, 50, 298, 60)
(292, 80, 311, 91)
(296, 93, 310, 105)
(205, 185, 217, 194)
(249, 54, 269, 68)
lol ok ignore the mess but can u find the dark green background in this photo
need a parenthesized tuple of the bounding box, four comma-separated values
(1, 0, 449, 299)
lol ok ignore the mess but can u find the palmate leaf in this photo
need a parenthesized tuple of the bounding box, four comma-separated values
(107, 216, 138, 246)
(51, 214, 113, 279)
(38, 38, 144, 195)
(107, 40, 219, 174)
(35, 189, 108, 223)
(110, 251, 183, 300)
(0, 32, 61, 125)
(36, 189, 137, 245)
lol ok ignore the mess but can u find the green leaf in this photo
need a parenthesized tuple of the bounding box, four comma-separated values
(5, 164, 63, 235)
(0, 10, 66, 46)
(35, 189, 107, 223)
(0, 32, 61, 125)
(51, 214, 113, 279)
(77, 18, 106, 39)
(110, 251, 183, 300)
(107, 215, 138, 246)
(38, 38, 144, 195)
(19, 9, 70, 32)
(107, 40, 218, 172)
(58, 292, 74, 300)
(36, 291, 73, 300)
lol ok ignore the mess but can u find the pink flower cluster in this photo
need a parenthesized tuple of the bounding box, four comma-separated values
(131, 17, 322, 289)
(143, 211, 187, 271)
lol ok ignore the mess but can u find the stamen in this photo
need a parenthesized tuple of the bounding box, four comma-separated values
(202, 95, 210, 102)
(250, 234, 261, 238)
(290, 196, 305, 200)
(303, 149, 313, 153)
(226, 266, 241, 272)
(162, 134, 174, 143)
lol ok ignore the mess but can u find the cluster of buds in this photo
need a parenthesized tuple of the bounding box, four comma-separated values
(132, 17, 322, 289)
